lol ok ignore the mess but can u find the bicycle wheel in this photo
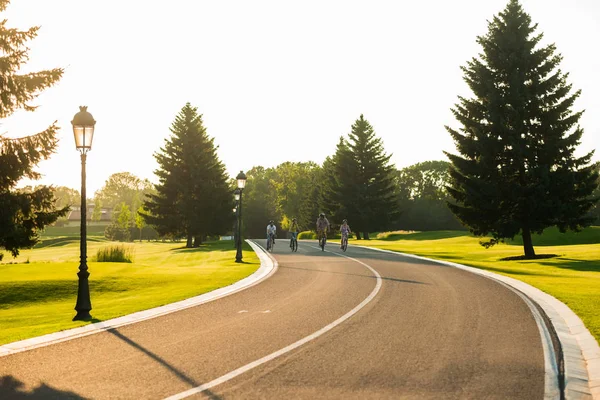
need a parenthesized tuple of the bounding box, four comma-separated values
(293, 238, 298, 252)
(342, 237, 348, 252)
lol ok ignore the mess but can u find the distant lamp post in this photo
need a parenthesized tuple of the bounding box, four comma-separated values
(72, 106, 96, 321)
(235, 171, 247, 263)
(233, 201, 239, 249)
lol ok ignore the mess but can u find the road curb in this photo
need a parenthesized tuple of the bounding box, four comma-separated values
(354, 244, 600, 400)
(0, 239, 276, 358)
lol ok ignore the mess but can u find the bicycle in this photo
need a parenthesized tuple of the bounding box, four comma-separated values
(267, 233, 275, 252)
(341, 232, 349, 252)
(318, 231, 327, 251)
(290, 232, 298, 252)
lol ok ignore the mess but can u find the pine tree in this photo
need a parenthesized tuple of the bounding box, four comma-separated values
(323, 115, 398, 239)
(0, 0, 67, 260)
(445, 0, 598, 258)
(143, 103, 232, 247)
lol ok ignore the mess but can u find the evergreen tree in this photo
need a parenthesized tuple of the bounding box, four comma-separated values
(323, 115, 398, 239)
(143, 103, 232, 247)
(445, 0, 598, 258)
(0, 0, 67, 260)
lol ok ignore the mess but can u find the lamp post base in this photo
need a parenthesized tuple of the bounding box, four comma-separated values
(72, 311, 93, 321)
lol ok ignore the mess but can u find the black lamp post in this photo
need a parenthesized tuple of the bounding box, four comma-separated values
(72, 106, 96, 321)
(235, 171, 247, 263)
(232, 198, 239, 249)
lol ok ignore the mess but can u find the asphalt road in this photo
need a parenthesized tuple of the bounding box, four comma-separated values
(0, 239, 545, 399)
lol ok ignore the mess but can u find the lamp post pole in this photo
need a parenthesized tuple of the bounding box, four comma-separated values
(74, 151, 92, 320)
(72, 106, 96, 321)
(235, 171, 247, 263)
(235, 189, 243, 263)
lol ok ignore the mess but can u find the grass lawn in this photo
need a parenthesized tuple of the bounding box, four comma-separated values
(0, 238, 259, 346)
(359, 227, 600, 345)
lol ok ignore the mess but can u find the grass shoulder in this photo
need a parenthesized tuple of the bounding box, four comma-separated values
(0, 240, 259, 346)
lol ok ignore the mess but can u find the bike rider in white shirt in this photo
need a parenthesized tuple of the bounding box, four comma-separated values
(266, 220, 277, 248)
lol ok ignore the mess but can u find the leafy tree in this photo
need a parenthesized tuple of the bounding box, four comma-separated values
(240, 166, 280, 238)
(104, 202, 131, 242)
(135, 205, 146, 242)
(0, 0, 67, 260)
(52, 186, 81, 208)
(395, 161, 464, 231)
(95, 172, 152, 209)
(445, 0, 598, 258)
(323, 115, 398, 239)
(143, 103, 232, 247)
(91, 197, 103, 223)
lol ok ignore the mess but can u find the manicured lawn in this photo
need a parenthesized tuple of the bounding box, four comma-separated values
(0, 240, 259, 346)
(357, 227, 600, 344)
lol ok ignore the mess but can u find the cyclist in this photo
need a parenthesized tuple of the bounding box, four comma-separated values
(266, 220, 277, 249)
(340, 219, 351, 249)
(289, 217, 299, 248)
(316, 213, 330, 245)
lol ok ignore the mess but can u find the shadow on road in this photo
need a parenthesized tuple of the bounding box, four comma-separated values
(106, 329, 222, 400)
(278, 265, 429, 285)
(0, 375, 87, 399)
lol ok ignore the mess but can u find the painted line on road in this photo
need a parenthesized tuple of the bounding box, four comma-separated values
(164, 244, 382, 399)
(0, 240, 277, 358)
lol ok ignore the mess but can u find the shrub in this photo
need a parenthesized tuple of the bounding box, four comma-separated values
(95, 245, 134, 263)
(298, 231, 317, 240)
(105, 223, 131, 242)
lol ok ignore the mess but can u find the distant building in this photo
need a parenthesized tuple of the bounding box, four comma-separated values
(65, 205, 113, 227)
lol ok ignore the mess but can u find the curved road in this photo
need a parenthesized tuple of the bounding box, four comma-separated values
(0, 240, 545, 399)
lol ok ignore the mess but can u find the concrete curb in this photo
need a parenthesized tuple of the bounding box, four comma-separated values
(355, 244, 600, 400)
(0, 240, 276, 358)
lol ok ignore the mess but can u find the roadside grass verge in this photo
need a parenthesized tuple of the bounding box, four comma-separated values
(0, 240, 259, 346)
(357, 230, 600, 345)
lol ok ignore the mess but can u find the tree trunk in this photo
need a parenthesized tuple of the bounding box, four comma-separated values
(363, 232, 370, 240)
(355, 232, 362, 240)
(522, 227, 536, 258)
(193, 235, 202, 247)
(186, 234, 193, 248)
(139, 228, 142, 242)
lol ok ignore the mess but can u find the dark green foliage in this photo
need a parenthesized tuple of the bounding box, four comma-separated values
(445, 0, 598, 258)
(240, 166, 281, 238)
(395, 161, 465, 231)
(589, 162, 600, 224)
(0, 1, 67, 260)
(239, 162, 323, 238)
(143, 103, 232, 247)
(322, 115, 398, 238)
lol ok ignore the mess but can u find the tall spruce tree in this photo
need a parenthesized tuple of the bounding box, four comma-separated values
(143, 103, 232, 247)
(0, 0, 67, 260)
(323, 115, 398, 239)
(445, 0, 598, 258)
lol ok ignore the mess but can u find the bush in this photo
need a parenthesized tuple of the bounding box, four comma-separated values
(298, 231, 317, 240)
(105, 223, 131, 242)
(95, 245, 134, 263)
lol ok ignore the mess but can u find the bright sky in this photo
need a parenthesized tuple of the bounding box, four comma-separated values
(3, 0, 599, 195)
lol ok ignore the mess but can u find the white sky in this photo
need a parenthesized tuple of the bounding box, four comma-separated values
(2, 0, 599, 195)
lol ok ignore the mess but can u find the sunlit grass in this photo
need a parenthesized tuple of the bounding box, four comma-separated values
(0, 240, 259, 345)
(358, 229, 600, 344)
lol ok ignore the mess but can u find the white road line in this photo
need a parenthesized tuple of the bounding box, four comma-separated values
(164, 245, 382, 400)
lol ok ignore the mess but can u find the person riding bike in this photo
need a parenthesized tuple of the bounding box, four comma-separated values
(266, 220, 276, 248)
(316, 213, 330, 244)
(289, 218, 299, 246)
(340, 219, 351, 249)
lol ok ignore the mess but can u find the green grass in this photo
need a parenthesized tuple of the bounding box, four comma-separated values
(0, 239, 259, 345)
(357, 228, 600, 345)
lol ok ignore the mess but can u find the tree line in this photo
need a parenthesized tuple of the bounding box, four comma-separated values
(1, 0, 598, 260)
